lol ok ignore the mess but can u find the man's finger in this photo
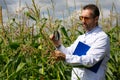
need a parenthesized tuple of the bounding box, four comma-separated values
(49, 34, 54, 40)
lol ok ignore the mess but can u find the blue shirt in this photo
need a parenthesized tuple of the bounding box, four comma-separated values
(57, 26, 110, 80)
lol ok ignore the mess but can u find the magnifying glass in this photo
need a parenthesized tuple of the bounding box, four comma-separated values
(53, 30, 60, 41)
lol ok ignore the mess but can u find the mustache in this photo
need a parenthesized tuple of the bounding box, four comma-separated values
(79, 22, 88, 26)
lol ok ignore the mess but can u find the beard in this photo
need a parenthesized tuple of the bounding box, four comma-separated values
(82, 23, 89, 31)
(81, 22, 95, 32)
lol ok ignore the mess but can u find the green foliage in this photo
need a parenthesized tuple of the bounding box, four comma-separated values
(0, 2, 72, 79)
(106, 26, 120, 80)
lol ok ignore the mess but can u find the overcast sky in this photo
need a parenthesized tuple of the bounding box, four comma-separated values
(0, 0, 120, 23)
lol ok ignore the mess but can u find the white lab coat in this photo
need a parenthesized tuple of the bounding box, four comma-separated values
(57, 26, 110, 80)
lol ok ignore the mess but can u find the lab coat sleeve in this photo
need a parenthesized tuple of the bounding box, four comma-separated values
(57, 36, 81, 55)
(58, 34, 110, 67)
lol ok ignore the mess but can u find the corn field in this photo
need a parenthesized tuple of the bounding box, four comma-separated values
(0, 0, 120, 80)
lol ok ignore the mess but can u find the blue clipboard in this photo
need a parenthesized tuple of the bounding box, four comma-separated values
(73, 41, 103, 73)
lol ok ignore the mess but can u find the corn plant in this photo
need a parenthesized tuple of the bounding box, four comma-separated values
(106, 26, 120, 80)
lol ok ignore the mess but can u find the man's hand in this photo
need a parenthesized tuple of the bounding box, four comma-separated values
(49, 34, 61, 48)
(52, 50, 66, 61)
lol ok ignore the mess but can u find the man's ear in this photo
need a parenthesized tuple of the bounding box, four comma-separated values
(95, 16, 99, 23)
(95, 16, 99, 21)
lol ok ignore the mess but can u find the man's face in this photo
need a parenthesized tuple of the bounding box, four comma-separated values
(80, 9, 98, 32)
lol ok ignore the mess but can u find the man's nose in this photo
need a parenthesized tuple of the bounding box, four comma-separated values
(79, 17, 85, 22)
(81, 18, 86, 24)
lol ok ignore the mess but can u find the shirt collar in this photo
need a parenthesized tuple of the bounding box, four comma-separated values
(85, 26, 99, 35)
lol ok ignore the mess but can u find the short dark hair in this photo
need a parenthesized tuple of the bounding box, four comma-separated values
(83, 4, 100, 18)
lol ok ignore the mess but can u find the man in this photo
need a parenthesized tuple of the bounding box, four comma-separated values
(50, 4, 110, 80)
